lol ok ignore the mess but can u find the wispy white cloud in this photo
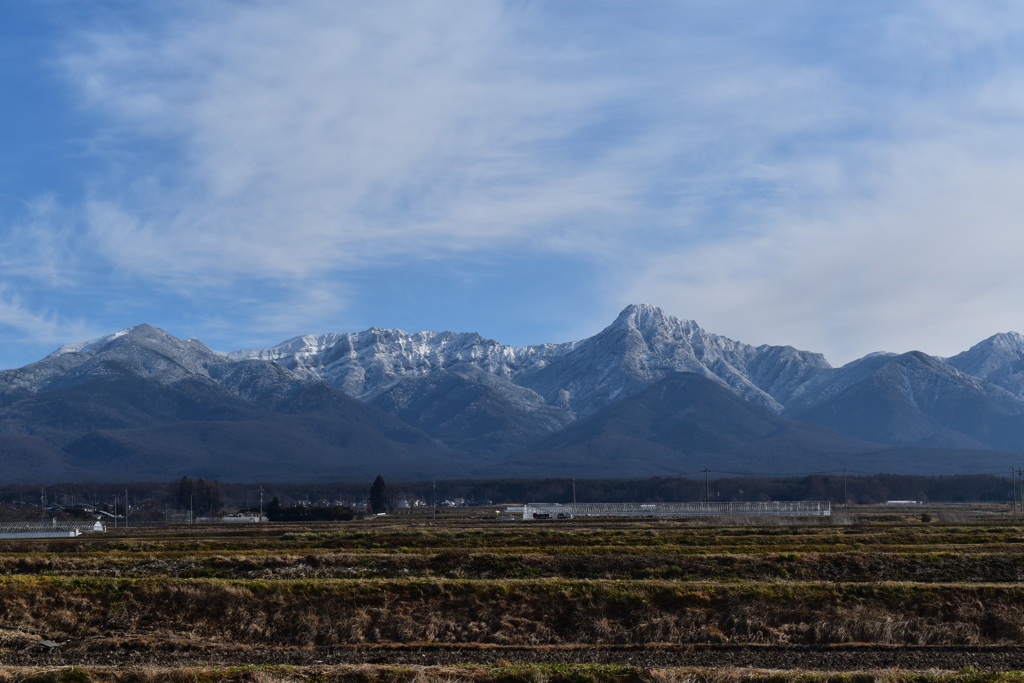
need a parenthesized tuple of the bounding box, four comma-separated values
(61, 2, 845, 278)
(0, 196, 81, 286)
(11, 0, 1024, 363)
(0, 283, 97, 348)
(63, 2, 628, 275)
(624, 99, 1024, 364)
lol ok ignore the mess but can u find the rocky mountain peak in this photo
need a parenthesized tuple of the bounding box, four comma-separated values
(610, 304, 701, 339)
(945, 331, 1024, 399)
(947, 332, 1024, 379)
(11, 323, 226, 394)
(614, 303, 670, 328)
(49, 324, 217, 359)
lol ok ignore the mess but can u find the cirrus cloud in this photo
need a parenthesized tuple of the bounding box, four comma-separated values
(3, 1, 1024, 367)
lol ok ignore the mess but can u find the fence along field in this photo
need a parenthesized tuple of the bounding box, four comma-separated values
(519, 500, 832, 519)
(2, 506, 1024, 682)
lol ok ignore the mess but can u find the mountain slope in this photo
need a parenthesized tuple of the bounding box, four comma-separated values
(230, 329, 572, 400)
(8, 308, 1024, 482)
(230, 305, 832, 417)
(785, 351, 1024, 450)
(0, 325, 463, 482)
(489, 372, 879, 478)
(368, 369, 573, 455)
(516, 304, 830, 416)
(946, 332, 1024, 399)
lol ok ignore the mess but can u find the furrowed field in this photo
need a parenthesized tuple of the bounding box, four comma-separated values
(3, 506, 1024, 682)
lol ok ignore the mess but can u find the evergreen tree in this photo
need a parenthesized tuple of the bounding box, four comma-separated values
(369, 475, 388, 514)
(175, 476, 193, 511)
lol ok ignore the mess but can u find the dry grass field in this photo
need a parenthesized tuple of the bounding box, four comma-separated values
(2, 505, 1024, 681)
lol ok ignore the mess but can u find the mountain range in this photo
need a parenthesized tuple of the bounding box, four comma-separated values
(2, 304, 1024, 483)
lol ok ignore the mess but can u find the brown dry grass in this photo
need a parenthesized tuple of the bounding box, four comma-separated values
(1, 576, 1023, 648)
(4, 518, 1024, 676)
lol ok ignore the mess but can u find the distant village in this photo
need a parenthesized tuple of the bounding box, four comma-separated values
(0, 480, 499, 538)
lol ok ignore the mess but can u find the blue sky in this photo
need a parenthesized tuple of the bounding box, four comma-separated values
(4, 1, 1024, 369)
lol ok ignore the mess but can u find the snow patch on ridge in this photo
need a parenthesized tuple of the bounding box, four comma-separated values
(47, 327, 133, 358)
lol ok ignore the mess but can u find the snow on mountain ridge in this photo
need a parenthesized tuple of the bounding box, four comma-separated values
(512, 304, 832, 415)
(223, 304, 836, 414)
(15, 308, 1024, 466)
(1, 324, 230, 397)
(947, 331, 1024, 378)
(946, 331, 1024, 399)
(231, 326, 576, 399)
(38, 308, 1024, 428)
(47, 327, 134, 358)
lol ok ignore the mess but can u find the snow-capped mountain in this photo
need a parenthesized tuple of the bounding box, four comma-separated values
(225, 304, 1024, 456)
(1, 324, 227, 395)
(230, 329, 573, 400)
(516, 304, 830, 415)
(946, 332, 1024, 399)
(230, 304, 831, 416)
(0, 325, 456, 482)
(785, 351, 1024, 450)
(5, 304, 1024, 482)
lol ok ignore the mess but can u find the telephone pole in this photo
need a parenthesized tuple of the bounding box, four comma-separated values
(704, 469, 710, 504)
(1011, 469, 1017, 515)
(1015, 469, 1022, 515)
(1012, 470, 1017, 515)
(1011, 471, 1019, 518)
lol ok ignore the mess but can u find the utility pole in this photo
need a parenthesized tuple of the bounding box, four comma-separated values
(432, 482, 437, 523)
(125, 489, 129, 528)
(1011, 471, 1019, 518)
(572, 478, 577, 505)
(1011, 469, 1017, 515)
(844, 469, 848, 508)
(1012, 470, 1017, 515)
(704, 469, 710, 504)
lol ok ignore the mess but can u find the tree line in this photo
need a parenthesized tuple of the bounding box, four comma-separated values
(2, 472, 1021, 514)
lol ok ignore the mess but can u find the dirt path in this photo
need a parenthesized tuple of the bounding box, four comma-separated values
(6, 643, 1024, 671)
